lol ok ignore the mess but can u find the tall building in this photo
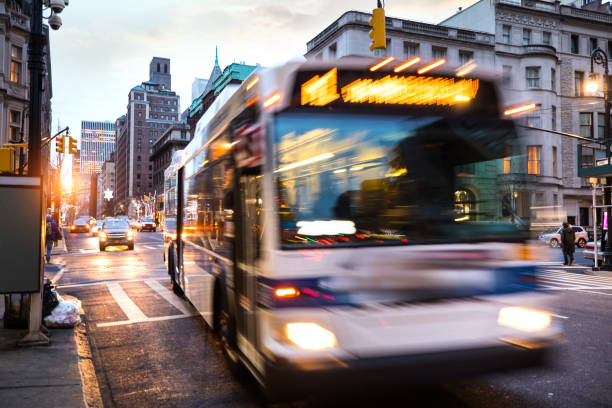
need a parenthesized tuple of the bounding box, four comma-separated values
(191, 78, 208, 103)
(305, 1, 612, 229)
(149, 57, 171, 90)
(96, 160, 115, 217)
(80, 120, 116, 174)
(115, 58, 181, 206)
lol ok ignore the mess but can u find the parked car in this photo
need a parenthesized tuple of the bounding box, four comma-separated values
(139, 217, 156, 232)
(70, 218, 90, 233)
(99, 220, 134, 251)
(90, 220, 104, 236)
(538, 225, 588, 248)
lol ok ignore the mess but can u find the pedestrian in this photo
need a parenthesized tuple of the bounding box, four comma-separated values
(45, 215, 60, 263)
(560, 221, 575, 266)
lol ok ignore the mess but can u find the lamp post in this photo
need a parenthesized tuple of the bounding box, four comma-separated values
(589, 47, 612, 265)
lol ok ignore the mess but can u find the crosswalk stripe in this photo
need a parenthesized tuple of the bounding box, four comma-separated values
(540, 271, 612, 285)
(106, 282, 148, 322)
(145, 279, 191, 315)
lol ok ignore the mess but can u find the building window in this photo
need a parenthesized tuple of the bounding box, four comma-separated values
(149, 139, 153, 144)
(10, 45, 22, 83)
(504, 157, 511, 174)
(552, 146, 557, 177)
(575, 71, 584, 96)
(432, 46, 446, 59)
(328, 43, 337, 58)
(580, 112, 593, 138)
(527, 146, 541, 175)
(502, 65, 512, 87)
(543, 31, 551, 45)
(526, 105, 541, 128)
(598, 113, 606, 139)
(9, 110, 21, 141)
(571, 34, 579, 54)
(502, 25, 511, 44)
(552, 105, 557, 131)
(589, 37, 598, 54)
(137, 129, 142, 135)
(522, 29, 531, 46)
(551, 68, 556, 92)
(458, 50, 473, 65)
(403, 42, 419, 58)
(526, 67, 540, 88)
(164, 64, 168, 73)
(137, 156, 141, 161)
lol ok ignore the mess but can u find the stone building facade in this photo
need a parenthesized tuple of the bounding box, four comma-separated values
(305, 1, 612, 229)
(443, 0, 612, 228)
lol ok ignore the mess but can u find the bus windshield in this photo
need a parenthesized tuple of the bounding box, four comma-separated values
(275, 112, 527, 248)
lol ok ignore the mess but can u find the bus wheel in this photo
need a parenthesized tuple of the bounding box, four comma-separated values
(219, 311, 245, 377)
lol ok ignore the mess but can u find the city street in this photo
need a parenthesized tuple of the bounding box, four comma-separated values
(45, 231, 612, 408)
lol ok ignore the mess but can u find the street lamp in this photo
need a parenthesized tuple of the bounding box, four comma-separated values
(590, 47, 612, 265)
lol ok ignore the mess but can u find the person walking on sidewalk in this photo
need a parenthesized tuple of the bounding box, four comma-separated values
(561, 221, 575, 266)
(45, 215, 60, 263)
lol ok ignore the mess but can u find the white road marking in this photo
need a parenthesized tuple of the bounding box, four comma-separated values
(50, 266, 66, 285)
(552, 314, 569, 319)
(57, 277, 166, 289)
(106, 282, 148, 322)
(145, 279, 192, 315)
(96, 313, 197, 328)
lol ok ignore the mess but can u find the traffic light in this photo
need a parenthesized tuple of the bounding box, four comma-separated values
(369, 7, 386, 52)
(68, 136, 77, 154)
(56, 135, 65, 154)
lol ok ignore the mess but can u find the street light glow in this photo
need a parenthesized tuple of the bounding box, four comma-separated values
(585, 80, 599, 93)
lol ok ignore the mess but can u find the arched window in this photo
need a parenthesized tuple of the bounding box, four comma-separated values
(454, 189, 476, 221)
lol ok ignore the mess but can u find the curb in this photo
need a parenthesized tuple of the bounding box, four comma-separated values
(75, 317, 103, 408)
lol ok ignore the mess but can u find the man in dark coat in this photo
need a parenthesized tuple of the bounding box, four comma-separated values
(45, 214, 61, 263)
(560, 221, 575, 266)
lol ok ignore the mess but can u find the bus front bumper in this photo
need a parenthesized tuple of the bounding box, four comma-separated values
(263, 342, 556, 400)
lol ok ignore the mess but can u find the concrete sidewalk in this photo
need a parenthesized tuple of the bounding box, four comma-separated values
(0, 249, 87, 408)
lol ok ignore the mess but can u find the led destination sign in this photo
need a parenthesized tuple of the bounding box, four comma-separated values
(300, 67, 479, 108)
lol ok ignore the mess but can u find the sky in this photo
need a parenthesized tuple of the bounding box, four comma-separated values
(49, 0, 478, 180)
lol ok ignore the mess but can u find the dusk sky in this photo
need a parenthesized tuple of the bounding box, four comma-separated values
(50, 0, 478, 170)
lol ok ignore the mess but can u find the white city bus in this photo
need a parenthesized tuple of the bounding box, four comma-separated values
(164, 58, 562, 399)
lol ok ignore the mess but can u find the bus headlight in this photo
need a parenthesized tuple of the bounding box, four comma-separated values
(498, 307, 551, 332)
(284, 322, 337, 350)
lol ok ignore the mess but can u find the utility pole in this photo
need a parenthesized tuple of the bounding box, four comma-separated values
(589, 47, 611, 269)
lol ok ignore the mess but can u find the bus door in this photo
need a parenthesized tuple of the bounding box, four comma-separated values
(234, 169, 263, 351)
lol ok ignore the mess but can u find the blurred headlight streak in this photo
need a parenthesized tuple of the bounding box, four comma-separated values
(285, 323, 337, 350)
(417, 58, 446, 74)
(504, 103, 536, 116)
(455, 60, 477, 77)
(263, 92, 281, 108)
(99, 232, 107, 240)
(296, 220, 356, 236)
(246, 76, 259, 90)
(393, 57, 421, 73)
(275, 152, 334, 173)
(369, 57, 395, 71)
(498, 307, 552, 332)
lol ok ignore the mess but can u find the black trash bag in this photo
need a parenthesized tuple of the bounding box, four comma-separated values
(43, 278, 59, 318)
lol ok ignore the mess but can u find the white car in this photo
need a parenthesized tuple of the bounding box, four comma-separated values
(538, 226, 588, 248)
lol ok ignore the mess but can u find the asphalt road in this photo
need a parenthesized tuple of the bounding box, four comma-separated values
(45, 231, 612, 407)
